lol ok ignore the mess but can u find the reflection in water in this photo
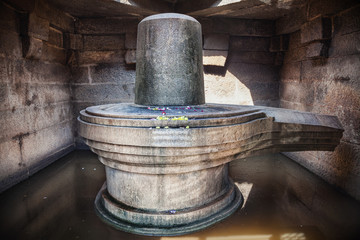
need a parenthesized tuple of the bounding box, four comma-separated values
(280, 233, 306, 240)
(235, 182, 253, 208)
(207, 235, 273, 240)
(0, 151, 360, 240)
(161, 238, 199, 240)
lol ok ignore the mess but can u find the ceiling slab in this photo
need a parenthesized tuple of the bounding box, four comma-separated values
(46, 0, 306, 19)
(180, 0, 306, 19)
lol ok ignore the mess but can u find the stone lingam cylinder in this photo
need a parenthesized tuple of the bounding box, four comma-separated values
(135, 14, 205, 106)
(78, 13, 343, 236)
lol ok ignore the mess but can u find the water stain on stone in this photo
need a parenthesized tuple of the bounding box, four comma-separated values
(14, 82, 21, 90)
(311, 58, 328, 66)
(25, 94, 38, 106)
(12, 132, 30, 167)
(334, 76, 350, 82)
(0, 84, 7, 102)
(12, 132, 30, 149)
(18, 162, 26, 167)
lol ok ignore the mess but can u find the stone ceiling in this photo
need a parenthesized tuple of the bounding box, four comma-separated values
(48, 0, 306, 19)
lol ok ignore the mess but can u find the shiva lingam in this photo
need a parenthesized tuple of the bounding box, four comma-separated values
(78, 13, 343, 236)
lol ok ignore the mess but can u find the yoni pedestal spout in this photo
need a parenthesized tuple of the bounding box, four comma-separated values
(78, 13, 343, 236)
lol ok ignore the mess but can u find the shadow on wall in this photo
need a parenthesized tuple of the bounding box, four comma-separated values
(202, 33, 280, 107)
(200, 18, 282, 107)
(200, 0, 305, 107)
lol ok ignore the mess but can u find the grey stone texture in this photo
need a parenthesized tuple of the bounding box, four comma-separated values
(228, 51, 275, 65)
(76, 18, 139, 34)
(22, 37, 44, 60)
(125, 50, 136, 64)
(75, 50, 126, 65)
(83, 35, 125, 51)
(333, 5, 360, 36)
(300, 16, 331, 44)
(202, 33, 278, 106)
(305, 41, 329, 59)
(48, 27, 63, 48)
(67, 33, 83, 50)
(203, 34, 229, 50)
(72, 83, 134, 102)
(0, 0, 359, 215)
(28, 12, 49, 41)
(330, 31, 360, 57)
(270, 35, 289, 52)
(125, 32, 137, 49)
(41, 43, 66, 64)
(135, 13, 205, 106)
(307, 0, 359, 20)
(278, 2, 360, 200)
(276, 5, 307, 35)
(199, 18, 274, 36)
(34, 0, 75, 33)
(79, 102, 342, 235)
(203, 50, 228, 66)
(75, 12, 345, 236)
(230, 36, 270, 52)
(0, 1, 74, 193)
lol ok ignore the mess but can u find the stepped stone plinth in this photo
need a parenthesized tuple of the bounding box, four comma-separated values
(78, 13, 343, 236)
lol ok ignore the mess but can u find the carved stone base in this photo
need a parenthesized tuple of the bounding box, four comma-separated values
(79, 103, 342, 236)
(95, 179, 243, 236)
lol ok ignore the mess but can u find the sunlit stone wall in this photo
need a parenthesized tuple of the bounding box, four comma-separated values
(200, 19, 279, 107)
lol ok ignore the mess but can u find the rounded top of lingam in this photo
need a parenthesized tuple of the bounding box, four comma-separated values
(140, 13, 198, 23)
(135, 13, 205, 106)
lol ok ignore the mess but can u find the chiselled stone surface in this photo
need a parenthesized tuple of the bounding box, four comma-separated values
(22, 37, 43, 60)
(135, 13, 204, 106)
(203, 34, 229, 50)
(79, 102, 343, 236)
(203, 50, 228, 66)
(301, 16, 332, 44)
(306, 42, 329, 59)
(78, 13, 343, 237)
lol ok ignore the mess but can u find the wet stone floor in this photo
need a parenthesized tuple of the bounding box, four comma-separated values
(0, 150, 360, 240)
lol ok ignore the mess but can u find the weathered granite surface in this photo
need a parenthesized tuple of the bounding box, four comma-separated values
(78, 13, 343, 236)
(135, 13, 205, 106)
(78, 102, 343, 236)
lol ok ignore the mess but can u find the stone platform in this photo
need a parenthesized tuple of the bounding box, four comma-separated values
(78, 103, 343, 236)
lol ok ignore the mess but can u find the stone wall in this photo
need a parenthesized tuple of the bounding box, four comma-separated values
(0, 0, 75, 192)
(2, 0, 359, 203)
(0, 1, 281, 190)
(200, 18, 280, 107)
(277, 0, 360, 200)
(69, 18, 139, 147)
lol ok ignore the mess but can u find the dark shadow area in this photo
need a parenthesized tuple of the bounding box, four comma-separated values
(203, 65, 227, 76)
(1, 151, 359, 240)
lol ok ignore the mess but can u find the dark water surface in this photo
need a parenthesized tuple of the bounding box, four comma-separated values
(0, 151, 359, 240)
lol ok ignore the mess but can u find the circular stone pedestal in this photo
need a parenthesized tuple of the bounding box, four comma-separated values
(77, 103, 269, 235)
(79, 103, 344, 236)
(95, 176, 242, 236)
